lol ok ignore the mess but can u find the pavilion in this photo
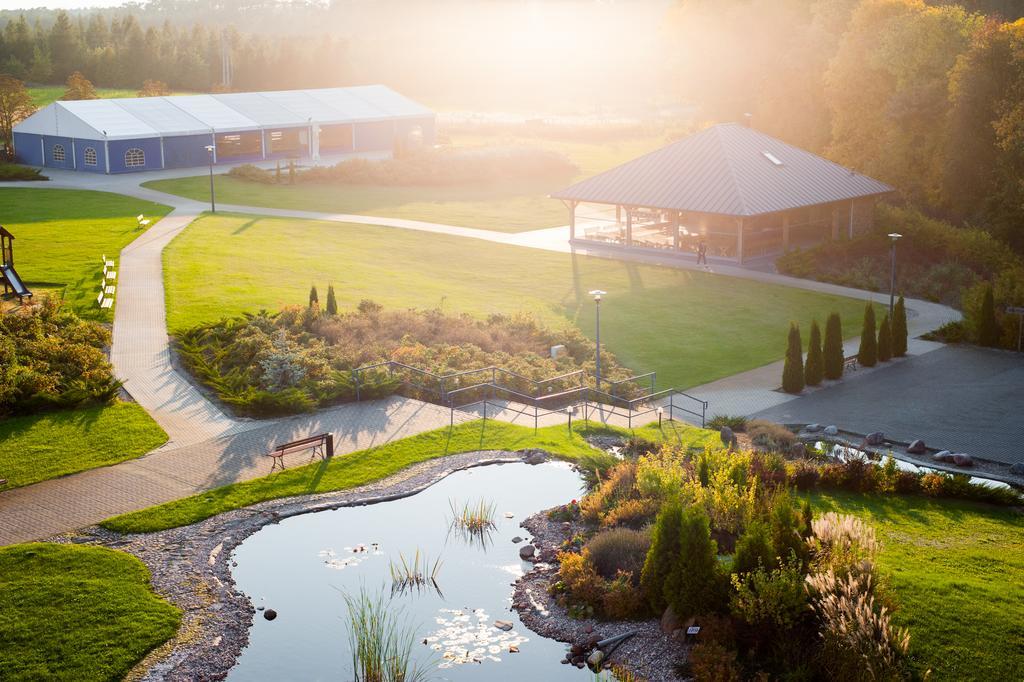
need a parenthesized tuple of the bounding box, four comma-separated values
(552, 123, 894, 263)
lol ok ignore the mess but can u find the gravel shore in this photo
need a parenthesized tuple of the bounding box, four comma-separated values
(51, 450, 534, 681)
(512, 511, 687, 682)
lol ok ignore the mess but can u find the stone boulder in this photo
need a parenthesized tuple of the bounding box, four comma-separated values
(519, 544, 536, 560)
(263, 609, 277, 621)
(906, 439, 927, 454)
(823, 425, 839, 436)
(932, 450, 954, 463)
(952, 453, 973, 467)
(865, 432, 885, 446)
(1010, 462, 1024, 476)
(522, 449, 548, 465)
(805, 423, 822, 433)
(720, 426, 734, 447)
(789, 442, 807, 459)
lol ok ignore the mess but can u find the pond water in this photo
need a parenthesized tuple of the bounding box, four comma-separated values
(823, 442, 1013, 490)
(229, 461, 601, 681)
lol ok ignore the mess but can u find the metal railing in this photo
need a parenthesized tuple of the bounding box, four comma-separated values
(348, 359, 708, 429)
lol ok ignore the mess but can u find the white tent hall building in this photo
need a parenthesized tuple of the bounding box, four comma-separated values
(12, 85, 435, 174)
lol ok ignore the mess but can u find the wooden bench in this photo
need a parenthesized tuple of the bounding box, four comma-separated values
(267, 433, 334, 472)
(136, 214, 151, 229)
(96, 290, 113, 309)
(844, 355, 858, 371)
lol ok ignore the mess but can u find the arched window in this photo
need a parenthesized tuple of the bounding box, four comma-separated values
(52, 144, 66, 163)
(124, 147, 145, 168)
(84, 147, 97, 166)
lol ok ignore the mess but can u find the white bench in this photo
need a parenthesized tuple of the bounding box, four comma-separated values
(137, 214, 151, 229)
(104, 285, 116, 295)
(96, 290, 113, 309)
(103, 263, 117, 280)
(102, 254, 115, 268)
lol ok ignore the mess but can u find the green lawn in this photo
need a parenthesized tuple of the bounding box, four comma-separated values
(101, 419, 625, 534)
(164, 212, 875, 389)
(0, 188, 170, 320)
(0, 403, 168, 489)
(0, 543, 181, 682)
(813, 491, 1024, 681)
(27, 86, 183, 108)
(140, 134, 663, 232)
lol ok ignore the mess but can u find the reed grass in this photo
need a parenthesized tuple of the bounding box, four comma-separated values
(388, 550, 442, 596)
(342, 587, 431, 682)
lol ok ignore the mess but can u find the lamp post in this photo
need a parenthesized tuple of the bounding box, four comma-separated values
(888, 233, 902, 316)
(205, 145, 216, 213)
(589, 290, 606, 390)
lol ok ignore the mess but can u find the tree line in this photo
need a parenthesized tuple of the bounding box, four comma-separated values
(0, 11, 350, 94)
(666, 0, 1024, 252)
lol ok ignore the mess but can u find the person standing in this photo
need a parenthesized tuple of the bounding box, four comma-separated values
(697, 240, 708, 265)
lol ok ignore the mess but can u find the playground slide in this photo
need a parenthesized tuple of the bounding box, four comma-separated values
(1, 264, 32, 299)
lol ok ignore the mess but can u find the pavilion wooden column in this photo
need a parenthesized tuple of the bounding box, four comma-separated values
(626, 207, 633, 247)
(736, 218, 745, 264)
(568, 200, 578, 240)
(782, 214, 790, 250)
(848, 200, 855, 238)
(673, 211, 681, 250)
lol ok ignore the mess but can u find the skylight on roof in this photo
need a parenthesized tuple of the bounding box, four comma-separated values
(763, 151, 783, 166)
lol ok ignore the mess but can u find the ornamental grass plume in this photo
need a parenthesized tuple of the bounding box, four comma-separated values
(805, 569, 910, 681)
(807, 512, 879, 576)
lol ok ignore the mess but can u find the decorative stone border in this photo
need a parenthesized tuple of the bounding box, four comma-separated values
(51, 450, 542, 681)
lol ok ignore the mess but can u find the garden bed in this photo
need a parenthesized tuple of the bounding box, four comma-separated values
(175, 302, 637, 417)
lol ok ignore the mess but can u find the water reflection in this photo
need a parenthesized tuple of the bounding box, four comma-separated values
(229, 462, 592, 681)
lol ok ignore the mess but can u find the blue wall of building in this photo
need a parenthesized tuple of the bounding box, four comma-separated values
(164, 134, 214, 169)
(13, 132, 43, 166)
(41, 135, 75, 169)
(354, 121, 395, 152)
(73, 139, 106, 173)
(108, 137, 163, 173)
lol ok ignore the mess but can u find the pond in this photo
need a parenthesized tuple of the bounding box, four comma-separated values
(229, 461, 602, 681)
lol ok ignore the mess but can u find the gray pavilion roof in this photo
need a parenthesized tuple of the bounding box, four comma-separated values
(552, 123, 894, 217)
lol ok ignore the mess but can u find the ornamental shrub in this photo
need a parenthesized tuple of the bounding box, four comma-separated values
(805, 319, 824, 386)
(892, 296, 908, 357)
(729, 555, 808, 631)
(977, 283, 999, 346)
(769, 489, 809, 568)
(782, 322, 804, 393)
(601, 571, 648, 620)
(731, 520, 774, 576)
(858, 304, 877, 367)
(669, 506, 724, 619)
(823, 312, 844, 380)
(747, 420, 796, 452)
(325, 284, 338, 316)
(555, 550, 604, 612)
(640, 500, 683, 612)
(586, 528, 650, 582)
(877, 313, 892, 362)
(308, 284, 319, 309)
(688, 642, 742, 682)
(601, 498, 659, 529)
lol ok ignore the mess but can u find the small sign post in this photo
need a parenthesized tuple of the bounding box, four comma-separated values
(1007, 306, 1024, 352)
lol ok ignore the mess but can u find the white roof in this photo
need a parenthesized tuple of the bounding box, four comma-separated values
(113, 97, 211, 136)
(306, 88, 391, 122)
(14, 86, 433, 139)
(346, 85, 434, 119)
(216, 92, 309, 128)
(259, 90, 352, 124)
(164, 95, 261, 132)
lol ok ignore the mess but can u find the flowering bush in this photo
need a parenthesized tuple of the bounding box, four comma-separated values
(0, 297, 121, 416)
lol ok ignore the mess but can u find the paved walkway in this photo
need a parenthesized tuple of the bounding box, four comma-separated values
(0, 170, 963, 545)
(753, 345, 1024, 465)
